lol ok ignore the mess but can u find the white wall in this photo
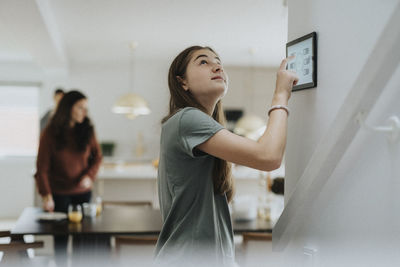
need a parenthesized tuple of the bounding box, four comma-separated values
(282, 0, 400, 265)
(285, 0, 399, 201)
(0, 157, 35, 218)
(67, 60, 169, 160)
(224, 66, 278, 117)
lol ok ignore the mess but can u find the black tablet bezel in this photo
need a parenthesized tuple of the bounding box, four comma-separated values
(286, 32, 317, 91)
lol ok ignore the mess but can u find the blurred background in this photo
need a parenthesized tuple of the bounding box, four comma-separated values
(0, 0, 288, 218)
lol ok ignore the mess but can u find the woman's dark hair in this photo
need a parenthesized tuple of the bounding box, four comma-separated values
(47, 90, 93, 151)
(54, 88, 64, 95)
(163, 46, 235, 202)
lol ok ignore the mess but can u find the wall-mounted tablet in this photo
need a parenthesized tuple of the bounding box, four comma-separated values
(286, 32, 317, 91)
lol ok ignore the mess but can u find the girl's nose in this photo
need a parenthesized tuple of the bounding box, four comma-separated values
(212, 63, 223, 73)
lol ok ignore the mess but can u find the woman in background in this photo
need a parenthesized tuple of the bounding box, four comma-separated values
(34, 90, 102, 264)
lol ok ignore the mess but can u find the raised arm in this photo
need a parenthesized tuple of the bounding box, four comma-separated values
(198, 57, 298, 171)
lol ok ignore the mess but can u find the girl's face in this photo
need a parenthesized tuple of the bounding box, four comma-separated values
(70, 99, 88, 124)
(180, 49, 228, 101)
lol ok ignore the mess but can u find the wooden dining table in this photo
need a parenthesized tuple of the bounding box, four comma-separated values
(12, 206, 163, 237)
(11, 206, 273, 259)
(12, 206, 272, 237)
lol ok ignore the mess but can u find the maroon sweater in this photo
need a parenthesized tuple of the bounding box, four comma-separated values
(34, 128, 102, 196)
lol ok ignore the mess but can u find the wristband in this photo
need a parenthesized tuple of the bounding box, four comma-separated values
(268, 105, 290, 117)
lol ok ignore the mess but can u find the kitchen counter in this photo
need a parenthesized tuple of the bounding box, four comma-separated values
(98, 161, 264, 180)
(98, 162, 158, 180)
(95, 162, 271, 210)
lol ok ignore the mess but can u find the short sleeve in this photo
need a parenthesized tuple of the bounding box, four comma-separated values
(179, 107, 224, 158)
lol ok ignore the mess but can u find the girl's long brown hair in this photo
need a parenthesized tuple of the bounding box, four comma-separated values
(162, 46, 235, 202)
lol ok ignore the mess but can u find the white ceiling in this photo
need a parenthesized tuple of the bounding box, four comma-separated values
(0, 0, 288, 70)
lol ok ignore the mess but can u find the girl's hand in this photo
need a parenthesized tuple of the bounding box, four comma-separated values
(42, 194, 54, 212)
(274, 56, 299, 103)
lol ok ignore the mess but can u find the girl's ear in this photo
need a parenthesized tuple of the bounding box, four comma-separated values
(177, 76, 189, 91)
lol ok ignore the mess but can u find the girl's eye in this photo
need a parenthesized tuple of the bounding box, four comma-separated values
(200, 60, 208, 65)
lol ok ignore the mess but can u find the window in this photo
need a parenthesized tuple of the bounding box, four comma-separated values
(0, 85, 39, 156)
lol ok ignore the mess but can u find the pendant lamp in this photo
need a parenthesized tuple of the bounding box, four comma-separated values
(112, 41, 151, 119)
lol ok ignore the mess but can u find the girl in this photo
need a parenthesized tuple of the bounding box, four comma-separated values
(155, 46, 298, 266)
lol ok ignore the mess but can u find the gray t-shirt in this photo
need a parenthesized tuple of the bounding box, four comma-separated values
(155, 107, 234, 267)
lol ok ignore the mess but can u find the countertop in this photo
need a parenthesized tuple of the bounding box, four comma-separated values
(98, 162, 266, 180)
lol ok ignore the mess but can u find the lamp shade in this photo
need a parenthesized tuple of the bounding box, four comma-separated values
(111, 93, 151, 117)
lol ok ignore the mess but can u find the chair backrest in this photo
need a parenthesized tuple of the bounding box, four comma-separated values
(242, 232, 272, 243)
(0, 241, 44, 252)
(0, 231, 11, 238)
(115, 235, 158, 246)
(0, 231, 44, 253)
(0, 230, 44, 264)
(100, 202, 158, 253)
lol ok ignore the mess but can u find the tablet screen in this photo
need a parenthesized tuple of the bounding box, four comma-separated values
(286, 32, 317, 91)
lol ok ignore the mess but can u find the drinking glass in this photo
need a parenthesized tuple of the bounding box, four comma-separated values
(68, 204, 83, 223)
(96, 197, 102, 216)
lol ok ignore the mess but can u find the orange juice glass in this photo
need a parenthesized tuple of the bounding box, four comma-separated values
(68, 204, 83, 223)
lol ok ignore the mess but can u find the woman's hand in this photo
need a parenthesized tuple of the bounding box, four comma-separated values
(273, 56, 299, 104)
(78, 176, 93, 189)
(42, 194, 54, 212)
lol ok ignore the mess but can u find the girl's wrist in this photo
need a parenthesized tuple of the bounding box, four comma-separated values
(272, 93, 288, 106)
